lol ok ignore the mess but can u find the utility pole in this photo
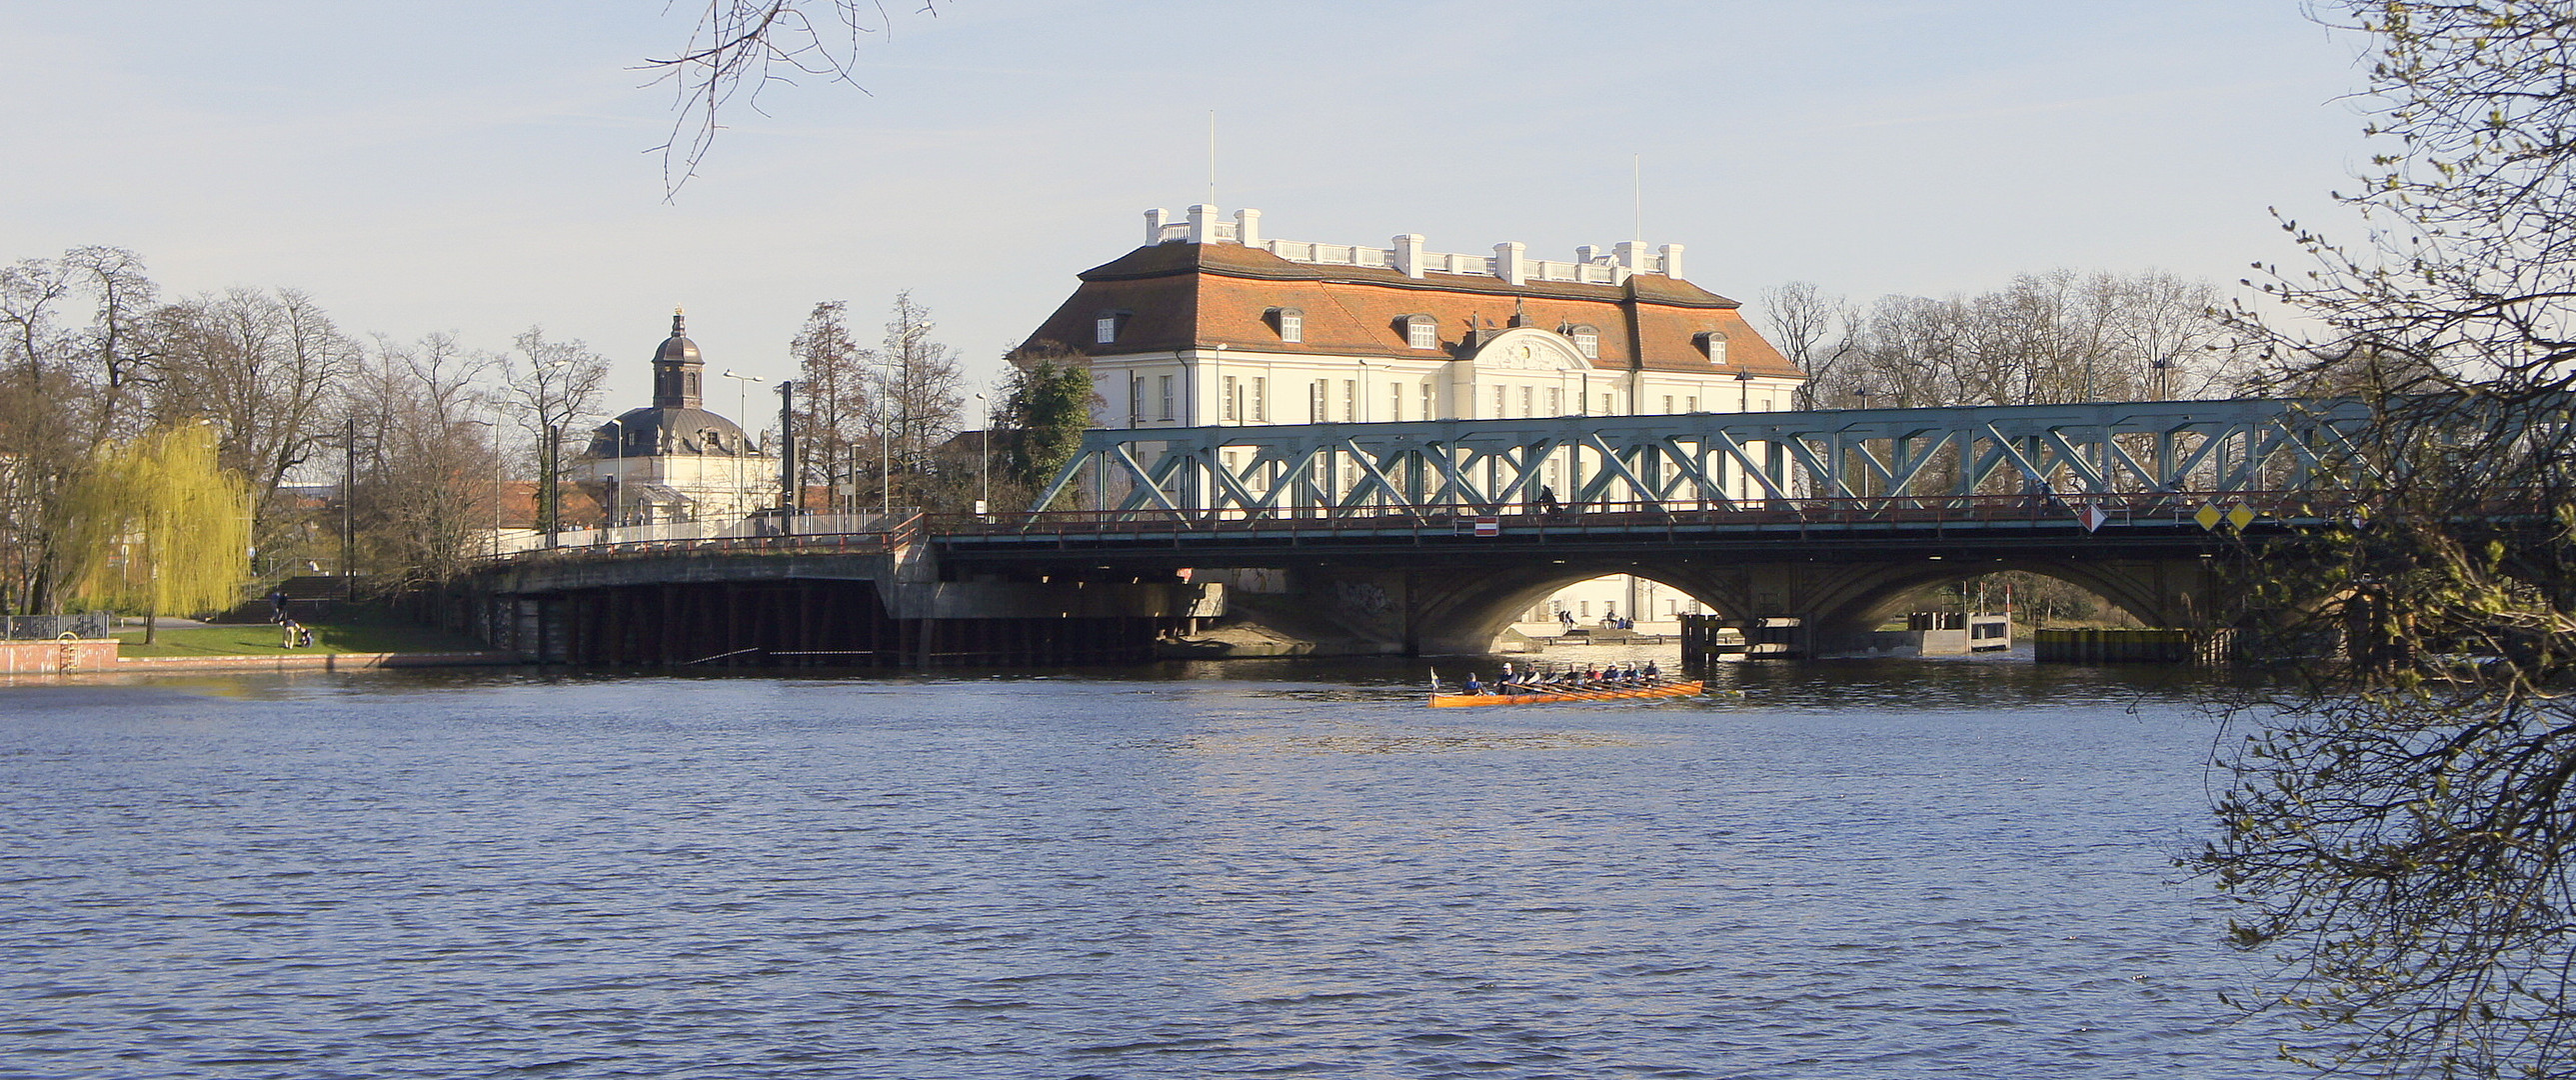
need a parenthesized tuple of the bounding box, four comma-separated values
(776, 380, 798, 534)
(342, 415, 355, 599)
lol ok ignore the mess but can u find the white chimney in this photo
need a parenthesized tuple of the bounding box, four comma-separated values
(1145, 208, 1170, 244)
(1575, 244, 1604, 265)
(1659, 243, 1685, 280)
(1613, 240, 1644, 270)
(1393, 233, 1427, 279)
(1235, 208, 1263, 248)
(1187, 204, 1219, 244)
(1493, 241, 1526, 286)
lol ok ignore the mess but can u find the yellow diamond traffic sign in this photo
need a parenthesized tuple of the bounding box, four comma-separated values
(2194, 503, 2223, 530)
(2228, 504, 2257, 531)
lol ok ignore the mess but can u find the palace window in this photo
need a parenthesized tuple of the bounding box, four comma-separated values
(1548, 387, 1561, 414)
(1569, 325, 1600, 359)
(1420, 382, 1433, 420)
(1311, 380, 1328, 422)
(1223, 375, 1239, 421)
(1698, 330, 1728, 365)
(1403, 314, 1437, 349)
(1662, 395, 1674, 414)
(1270, 307, 1303, 343)
(1095, 310, 1131, 345)
(1520, 386, 1533, 415)
(1158, 374, 1174, 421)
(1493, 386, 1506, 417)
(1253, 377, 1268, 422)
(1390, 383, 1404, 421)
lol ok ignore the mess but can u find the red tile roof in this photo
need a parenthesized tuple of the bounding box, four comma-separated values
(1021, 241, 1802, 379)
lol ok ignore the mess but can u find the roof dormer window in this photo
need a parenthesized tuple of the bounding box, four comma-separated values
(1269, 307, 1303, 343)
(1568, 325, 1600, 360)
(1402, 314, 1437, 350)
(1095, 309, 1131, 345)
(1689, 329, 1730, 368)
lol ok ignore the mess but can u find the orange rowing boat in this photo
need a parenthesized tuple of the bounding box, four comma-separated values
(1428, 679, 1703, 708)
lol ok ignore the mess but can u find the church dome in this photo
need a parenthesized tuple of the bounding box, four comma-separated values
(596, 307, 762, 458)
(656, 318, 701, 366)
(590, 406, 756, 459)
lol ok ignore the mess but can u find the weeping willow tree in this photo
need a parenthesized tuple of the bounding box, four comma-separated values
(65, 423, 253, 643)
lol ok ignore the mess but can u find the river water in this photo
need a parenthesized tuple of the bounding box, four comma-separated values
(0, 653, 2299, 1079)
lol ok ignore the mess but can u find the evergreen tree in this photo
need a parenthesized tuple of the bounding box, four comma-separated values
(995, 343, 1095, 509)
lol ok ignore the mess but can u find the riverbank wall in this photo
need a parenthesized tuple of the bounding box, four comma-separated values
(2, 637, 515, 676)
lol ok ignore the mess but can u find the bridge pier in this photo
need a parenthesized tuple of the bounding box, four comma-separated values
(464, 548, 1221, 670)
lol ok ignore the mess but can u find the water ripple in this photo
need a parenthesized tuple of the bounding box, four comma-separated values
(0, 660, 2295, 1078)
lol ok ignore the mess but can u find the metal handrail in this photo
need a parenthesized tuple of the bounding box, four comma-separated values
(920, 490, 2388, 541)
(480, 487, 2538, 563)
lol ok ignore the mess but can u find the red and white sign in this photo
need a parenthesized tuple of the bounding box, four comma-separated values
(1473, 517, 1500, 537)
(2075, 504, 2109, 533)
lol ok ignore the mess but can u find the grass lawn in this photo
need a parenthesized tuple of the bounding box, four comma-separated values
(114, 622, 492, 658)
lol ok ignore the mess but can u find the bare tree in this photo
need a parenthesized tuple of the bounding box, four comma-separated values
(790, 300, 869, 511)
(344, 334, 504, 591)
(59, 246, 158, 443)
(2190, 5, 2576, 1078)
(503, 327, 608, 533)
(1822, 270, 2235, 410)
(1759, 282, 1859, 410)
(873, 291, 961, 500)
(644, 0, 942, 196)
(0, 256, 83, 612)
(146, 287, 355, 554)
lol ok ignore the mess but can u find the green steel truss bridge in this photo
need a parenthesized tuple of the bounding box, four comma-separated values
(1028, 397, 2385, 521)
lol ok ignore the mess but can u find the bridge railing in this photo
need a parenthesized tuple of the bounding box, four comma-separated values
(486, 510, 927, 561)
(929, 490, 2377, 542)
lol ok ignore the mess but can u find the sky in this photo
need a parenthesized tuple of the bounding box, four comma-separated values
(3, 1, 2377, 418)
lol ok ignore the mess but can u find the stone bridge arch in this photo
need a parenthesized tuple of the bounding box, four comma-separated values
(1790, 556, 2219, 643)
(1397, 558, 1755, 655)
(1325, 553, 2221, 656)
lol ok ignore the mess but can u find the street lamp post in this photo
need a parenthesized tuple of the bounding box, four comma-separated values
(720, 369, 761, 517)
(973, 391, 989, 517)
(531, 357, 577, 546)
(607, 417, 625, 534)
(775, 380, 798, 533)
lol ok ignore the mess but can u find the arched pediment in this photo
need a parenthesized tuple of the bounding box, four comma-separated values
(1467, 327, 1591, 372)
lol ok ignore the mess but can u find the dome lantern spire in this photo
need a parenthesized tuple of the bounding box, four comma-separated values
(651, 306, 704, 409)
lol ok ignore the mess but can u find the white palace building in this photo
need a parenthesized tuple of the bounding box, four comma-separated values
(1020, 205, 1812, 640)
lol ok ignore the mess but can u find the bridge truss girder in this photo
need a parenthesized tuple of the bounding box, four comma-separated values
(1031, 398, 2382, 519)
